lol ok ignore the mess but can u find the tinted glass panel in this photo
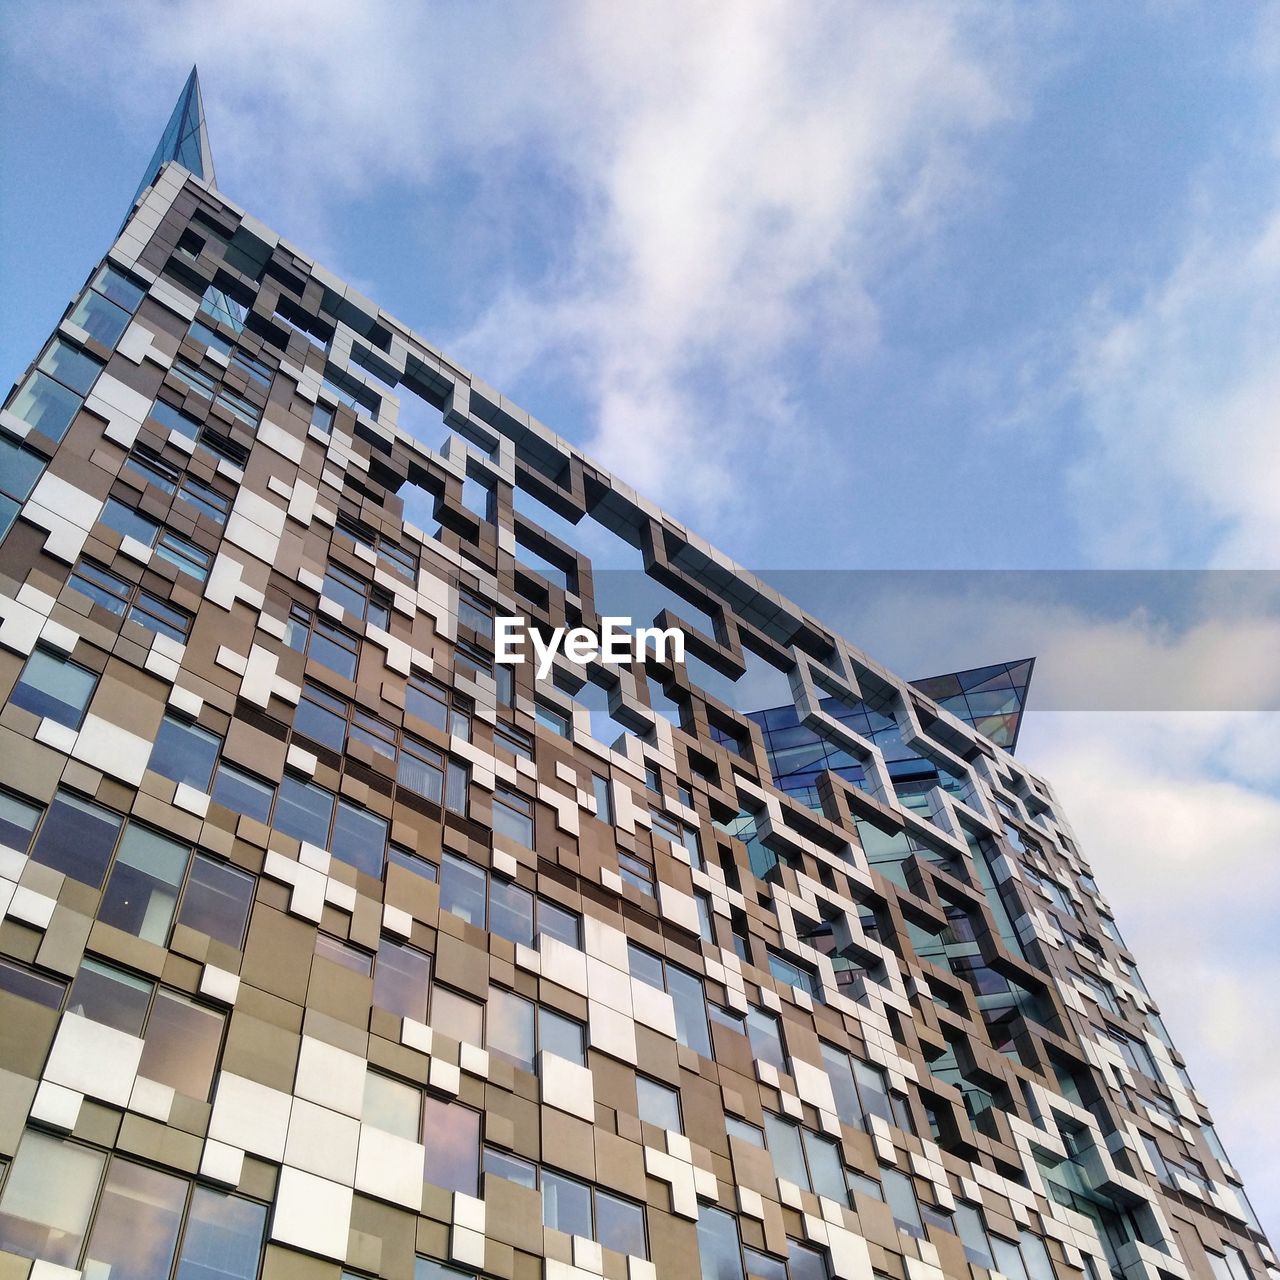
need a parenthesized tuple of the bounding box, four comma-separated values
(83, 1159, 186, 1279)
(490, 877, 534, 947)
(140, 991, 224, 1098)
(67, 958, 151, 1034)
(373, 940, 431, 1023)
(0, 1130, 104, 1265)
(275, 775, 334, 847)
(636, 1077, 681, 1132)
(440, 853, 486, 926)
(330, 799, 387, 877)
(99, 824, 189, 944)
(10, 370, 80, 440)
(10, 649, 95, 729)
(211, 763, 274, 823)
(0, 958, 66, 1008)
(597, 1191, 646, 1257)
(542, 1170, 592, 1238)
(421, 1098, 479, 1195)
(31, 790, 122, 887)
(39, 339, 102, 394)
(173, 1188, 268, 1280)
(150, 714, 220, 789)
(177, 855, 255, 948)
(0, 792, 41, 851)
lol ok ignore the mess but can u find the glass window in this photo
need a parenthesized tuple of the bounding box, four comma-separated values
(536, 701, 571, 737)
(179, 474, 232, 524)
(421, 1097, 479, 1195)
(487, 987, 536, 1070)
(149, 713, 221, 790)
(139, 990, 225, 1098)
(853, 1059, 893, 1126)
(39, 338, 102, 395)
(802, 1130, 846, 1201)
(211, 763, 274, 823)
(389, 845, 437, 882)
(744, 1247, 787, 1280)
(84, 1158, 186, 1279)
(746, 1008, 787, 1072)
(71, 287, 131, 347)
(492, 789, 533, 846)
(431, 986, 484, 1045)
(726, 1117, 765, 1147)
(543, 1170, 593, 1239)
(592, 774, 613, 825)
(330, 798, 388, 877)
(954, 1202, 994, 1269)
(314, 934, 373, 976)
(597, 1190, 646, 1257)
(9, 647, 96, 728)
(882, 1167, 924, 1238)
(637, 1076, 682, 1132)
(0, 432, 45, 504)
(820, 1043, 864, 1130)
(177, 854, 254, 949)
(67, 958, 152, 1034)
(99, 824, 190, 945)
(148, 398, 202, 439)
(295, 682, 347, 750)
(124, 447, 180, 494)
(406, 673, 449, 730)
(440, 853, 487, 927)
(696, 1205, 745, 1280)
(9, 369, 81, 440)
(490, 877, 534, 948)
(0, 790, 42, 851)
(446, 759, 469, 815)
(618, 851, 654, 896)
(399, 736, 444, 802)
(274, 774, 334, 847)
(364, 1071, 421, 1141)
(628, 943, 665, 990)
(94, 264, 146, 311)
(156, 529, 213, 583)
(992, 1236, 1031, 1280)
(493, 721, 533, 761)
(764, 1115, 809, 1190)
(540, 1006, 586, 1066)
(102, 495, 160, 545)
(0, 957, 66, 1008)
(538, 899, 582, 949)
(31, 789, 122, 888)
(458, 589, 492, 636)
(0, 1130, 105, 1265)
(483, 1147, 538, 1189)
(668, 963, 713, 1058)
(374, 939, 431, 1023)
(173, 1187, 268, 1280)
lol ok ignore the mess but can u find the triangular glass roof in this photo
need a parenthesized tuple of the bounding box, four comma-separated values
(128, 66, 216, 214)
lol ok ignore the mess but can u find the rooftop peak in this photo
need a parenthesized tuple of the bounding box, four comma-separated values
(128, 65, 216, 215)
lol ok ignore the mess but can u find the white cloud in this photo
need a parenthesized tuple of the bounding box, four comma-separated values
(9, 0, 1045, 527)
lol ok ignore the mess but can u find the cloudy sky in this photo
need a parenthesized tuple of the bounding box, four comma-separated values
(1, 0, 1276, 1233)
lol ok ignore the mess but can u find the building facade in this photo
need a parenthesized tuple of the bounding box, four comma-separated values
(0, 72, 1272, 1280)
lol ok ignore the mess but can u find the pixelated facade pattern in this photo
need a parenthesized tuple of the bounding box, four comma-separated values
(0, 75, 1273, 1280)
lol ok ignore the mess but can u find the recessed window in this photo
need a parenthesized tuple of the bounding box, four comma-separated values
(399, 735, 444, 803)
(483, 1146, 538, 1189)
(535, 701, 571, 738)
(457, 588, 492, 637)
(494, 721, 533, 761)
(746, 1008, 787, 1073)
(373, 939, 432, 1023)
(314, 934, 373, 976)
(364, 1071, 421, 1142)
(210, 762, 274, 824)
(0, 791, 42, 851)
(274, 773, 335, 848)
(618, 851, 654, 896)
(148, 713, 222, 790)
(9, 647, 97, 729)
(542, 1170, 647, 1258)
(286, 605, 360, 681)
(492, 788, 533, 847)
(636, 1077, 682, 1133)
(388, 845, 437, 882)
(592, 774, 613, 825)
(421, 1097, 480, 1196)
(406, 672, 449, 731)
(431, 986, 484, 1046)
(98, 824, 192, 945)
(30, 789, 123, 888)
(0, 1129, 105, 1265)
(176, 854, 255, 949)
(67, 558, 193, 642)
(147, 398, 202, 440)
(440, 853, 487, 927)
(329, 797, 388, 877)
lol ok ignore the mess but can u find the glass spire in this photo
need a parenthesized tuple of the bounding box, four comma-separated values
(128, 66, 216, 214)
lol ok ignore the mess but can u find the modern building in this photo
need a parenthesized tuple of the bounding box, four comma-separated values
(0, 69, 1272, 1280)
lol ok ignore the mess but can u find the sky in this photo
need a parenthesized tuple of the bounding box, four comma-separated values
(1, 0, 1277, 1235)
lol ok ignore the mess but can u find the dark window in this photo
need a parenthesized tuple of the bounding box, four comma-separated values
(66, 559, 193, 642)
(406, 672, 449, 730)
(98, 824, 192, 945)
(330, 797, 388, 877)
(31, 789, 123, 888)
(294, 682, 347, 750)
(148, 714, 221, 790)
(592, 774, 613, 825)
(176, 855, 255, 949)
(0, 791, 42, 851)
(458, 589, 492, 637)
(210, 763, 274, 823)
(0, 958, 66, 1009)
(274, 774, 335, 848)
(9, 648, 97, 729)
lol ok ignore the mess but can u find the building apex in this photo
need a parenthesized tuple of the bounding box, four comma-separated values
(128, 64, 216, 216)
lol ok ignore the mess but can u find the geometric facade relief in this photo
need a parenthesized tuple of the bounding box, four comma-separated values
(0, 68, 1273, 1280)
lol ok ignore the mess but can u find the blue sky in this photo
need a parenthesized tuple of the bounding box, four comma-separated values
(2, 0, 1277, 1233)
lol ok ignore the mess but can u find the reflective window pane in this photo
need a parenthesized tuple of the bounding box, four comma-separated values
(275, 774, 334, 847)
(542, 1170, 592, 1238)
(539, 1007, 585, 1066)
(802, 1130, 847, 1202)
(70, 288, 131, 346)
(150, 713, 221, 790)
(330, 798, 388, 877)
(492, 789, 533, 847)
(173, 1187, 268, 1280)
(83, 1158, 186, 1279)
(421, 1097, 479, 1195)
(636, 1077, 681, 1133)
(487, 987, 535, 1070)
(9, 370, 80, 440)
(0, 1130, 105, 1265)
(696, 1205, 745, 1280)
(597, 1190, 646, 1257)
(67, 957, 152, 1034)
(39, 338, 102, 395)
(10, 648, 96, 728)
(31, 789, 122, 888)
(0, 957, 66, 1008)
(374, 939, 431, 1023)
(490, 877, 534, 947)
(211, 764, 274, 823)
(764, 1115, 809, 1190)
(99, 824, 190, 944)
(140, 990, 224, 1098)
(177, 854, 254, 949)
(440, 853, 486, 926)
(538, 899, 581, 949)
(746, 1009, 786, 1072)
(94, 264, 146, 310)
(364, 1071, 421, 1141)
(668, 964, 712, 1058)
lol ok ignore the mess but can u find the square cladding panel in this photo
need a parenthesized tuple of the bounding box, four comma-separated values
(0, 82, 1271, 1280)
